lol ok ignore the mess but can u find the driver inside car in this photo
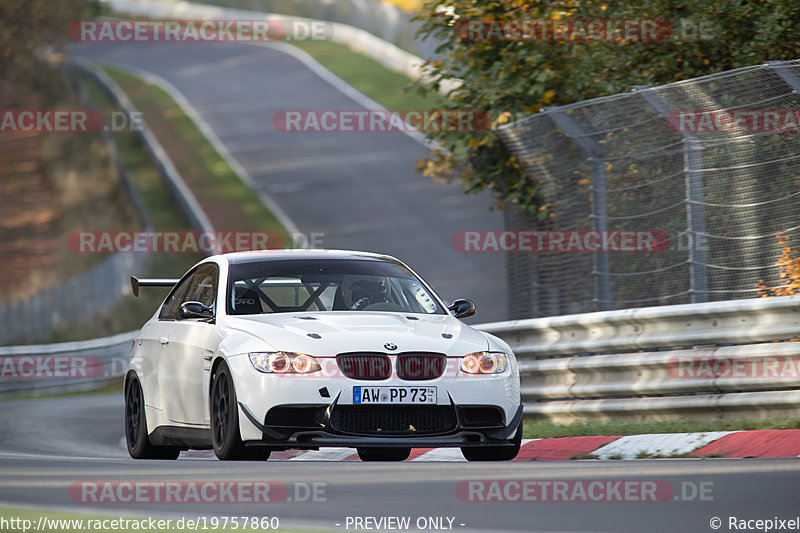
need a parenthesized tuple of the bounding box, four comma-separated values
(343, 277, 391, 310)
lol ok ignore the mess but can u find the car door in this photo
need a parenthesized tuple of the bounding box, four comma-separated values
(158, 263, 222, 426)
(141, 271, 193, 416)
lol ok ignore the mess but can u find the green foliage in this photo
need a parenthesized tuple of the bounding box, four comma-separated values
(0, 0, 93, 105)
(412, 0, 800, 216)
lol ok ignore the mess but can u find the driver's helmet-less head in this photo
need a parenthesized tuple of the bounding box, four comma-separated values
(342, 276, 390, 310)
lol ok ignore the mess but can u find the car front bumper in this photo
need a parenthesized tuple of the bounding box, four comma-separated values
(238, 400, 524, 449)
(227, 353, 522, 447)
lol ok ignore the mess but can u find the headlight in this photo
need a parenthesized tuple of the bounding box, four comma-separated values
(460, 352, 508, 374)
(249, 352, 321, 374)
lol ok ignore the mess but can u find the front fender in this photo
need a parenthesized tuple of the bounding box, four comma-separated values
(213, 353, 265, 442)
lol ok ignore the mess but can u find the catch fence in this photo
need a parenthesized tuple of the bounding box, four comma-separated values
(497, 61, 800, 318)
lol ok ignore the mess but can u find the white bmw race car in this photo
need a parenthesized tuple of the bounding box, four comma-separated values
(124, 250, 522, 461)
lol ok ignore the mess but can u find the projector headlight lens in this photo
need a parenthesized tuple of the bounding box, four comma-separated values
(460, 352, 508, 374)
(249, 352, 321, 374)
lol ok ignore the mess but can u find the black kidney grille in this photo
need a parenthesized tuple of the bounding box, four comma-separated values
(337, 353, 392, 380)
(330, 405, 457, 435)
(396, 353, 446, 380)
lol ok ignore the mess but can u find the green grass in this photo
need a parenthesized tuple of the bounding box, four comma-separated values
(0, 507, 319, 533)
(43, 60, 295, 343)
(568, 452, 599, 460)
(106, 10, 441, 111)
(291, 40, 444, 110)
(78, 75, 194, 233)
(523, 417, 800, 439)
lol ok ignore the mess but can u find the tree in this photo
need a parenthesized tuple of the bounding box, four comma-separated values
(0, 0, 90, 105)
(411, 0, 800, 219)
(757, 235, 800, 296)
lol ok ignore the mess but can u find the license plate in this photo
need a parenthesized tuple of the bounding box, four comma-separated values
(353, 386, 436, 404)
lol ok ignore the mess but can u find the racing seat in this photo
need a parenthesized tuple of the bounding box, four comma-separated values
(232, 287, 263, 315)
(332, 285, 348, 310)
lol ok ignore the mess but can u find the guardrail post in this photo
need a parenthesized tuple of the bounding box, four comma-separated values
(768, 60, 800, 94)
(544, 108, 612, 311)
(635, 87, 709, 303)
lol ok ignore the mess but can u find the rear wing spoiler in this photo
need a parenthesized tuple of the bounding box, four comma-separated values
(131, 276, 180, 297)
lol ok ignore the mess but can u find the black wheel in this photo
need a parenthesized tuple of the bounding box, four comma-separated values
(210, 364, 270, 461)
(461, 419, 522, 462)
(357, 447, 411, 461)
(124, 376, 180, 460)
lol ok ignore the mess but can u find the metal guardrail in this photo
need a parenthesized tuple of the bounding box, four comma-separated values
(477, 295, 800, 422)
(0, 331, 137, 397)
(69, 60, 154, 234)
(202, 0, 442, 60)
(68, 58, 215, 234)
(0, 254, 144, 347)
(5, 296, 800, 423)
(105, 0, 459, 95)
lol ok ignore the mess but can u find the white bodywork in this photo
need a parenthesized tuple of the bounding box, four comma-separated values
(127, 250, 521, 449)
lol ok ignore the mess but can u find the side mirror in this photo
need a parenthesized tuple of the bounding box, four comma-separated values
(448, 298, 476, 319)
(180, 301, 213, 320)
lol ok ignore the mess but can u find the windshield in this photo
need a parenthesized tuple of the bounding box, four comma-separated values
(226, 258, 445, 315)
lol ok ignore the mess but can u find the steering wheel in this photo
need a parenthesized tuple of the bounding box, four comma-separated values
(350, 297, 371, 311)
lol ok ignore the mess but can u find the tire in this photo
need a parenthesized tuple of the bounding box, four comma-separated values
(124, 376, 180, 460)
(461, 419, 523, 462)
(357, 447, 411, 462)
(210, 364, 270, 461)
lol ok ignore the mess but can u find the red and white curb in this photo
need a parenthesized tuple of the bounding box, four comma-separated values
(591, 431, 737, 460)
(176, 429, 800, 461)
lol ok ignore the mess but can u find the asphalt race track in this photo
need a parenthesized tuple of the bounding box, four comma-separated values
(67, 40, 508, 323)
(2, 394, 800, 532)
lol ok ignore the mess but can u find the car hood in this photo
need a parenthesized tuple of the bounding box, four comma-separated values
(222, 312, 489, 356)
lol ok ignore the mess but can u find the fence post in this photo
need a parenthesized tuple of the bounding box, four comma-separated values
(635, 87, 709, 303)
(544, 108, 612, 311)
(768, 61, 800, 94)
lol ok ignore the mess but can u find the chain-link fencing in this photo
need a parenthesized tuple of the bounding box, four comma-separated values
(497, 60, 800, 319)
